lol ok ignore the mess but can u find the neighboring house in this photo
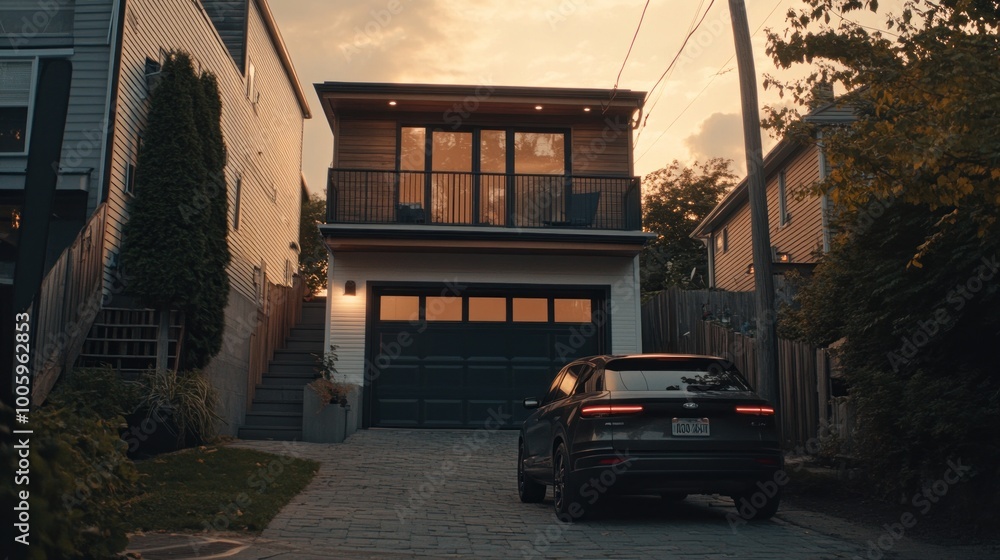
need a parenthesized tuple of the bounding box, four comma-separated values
(690, 100, 853, 292)
(0, 0, 309, 434)
(315, 82, 653, 429)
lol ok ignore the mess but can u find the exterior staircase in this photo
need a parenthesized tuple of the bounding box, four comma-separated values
(238, 297, 326, 440)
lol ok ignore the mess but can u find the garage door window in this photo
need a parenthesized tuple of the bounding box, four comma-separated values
(426, 295, 462, 321)
(468, 297, 506, 322)
(380, 295, 420, 321)
(512, 298, 548, 322)
(554, 298, 592, 323)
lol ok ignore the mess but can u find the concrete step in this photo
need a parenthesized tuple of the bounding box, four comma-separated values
(300, 307, 326, 324)
(272, 350, 316, 363)
(267, 361, 316, 374)
(253, 385, 305, 402)
(289, 326, 324, 341)
(281, 339, 324, 352)
(250, 400, 301, 414)
(244, 411, 302, 428)
(261, 374, 315, 386)
(237, 426, 301, 441)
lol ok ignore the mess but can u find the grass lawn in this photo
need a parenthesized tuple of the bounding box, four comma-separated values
(125, 445, 320, 532)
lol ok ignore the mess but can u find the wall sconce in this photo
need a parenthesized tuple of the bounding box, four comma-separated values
(746, 263, 754, 275)
(775, 251, 791, 263)
(344, 280, 356, 296)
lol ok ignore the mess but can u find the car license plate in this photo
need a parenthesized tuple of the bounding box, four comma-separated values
(672, 418, 710, 436)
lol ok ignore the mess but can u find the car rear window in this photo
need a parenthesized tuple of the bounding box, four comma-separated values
(604, 358, 751, 392)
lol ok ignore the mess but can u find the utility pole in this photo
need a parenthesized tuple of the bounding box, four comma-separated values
(728, 0, 780, 413)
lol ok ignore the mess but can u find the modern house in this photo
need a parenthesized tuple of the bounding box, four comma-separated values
(1, 0, 309, 434)
(690, 99, 854, 292)
(315, 82, 653, 429)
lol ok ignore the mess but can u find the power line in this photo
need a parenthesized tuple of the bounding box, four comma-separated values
(604, 0, 652, 113)
(635, 0, 783, 165)
(642, 0, 716, 106)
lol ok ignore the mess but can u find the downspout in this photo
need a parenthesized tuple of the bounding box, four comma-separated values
(817, 131, 831, 253)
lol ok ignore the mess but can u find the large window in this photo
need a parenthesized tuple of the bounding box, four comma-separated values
(514, 132, 565, 175)
(0, 60, 34, 154)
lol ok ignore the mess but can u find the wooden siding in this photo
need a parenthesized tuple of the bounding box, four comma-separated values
(326, 253, 642, 387)
(335, 119, 396, 170)
(712, 144, 825, 291)
(332, 115, 633, 176)
(570, 116, 631, 176)
(107, 0, 305, 303)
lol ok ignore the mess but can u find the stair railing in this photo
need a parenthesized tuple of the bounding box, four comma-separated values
(246, 274, 306, 408)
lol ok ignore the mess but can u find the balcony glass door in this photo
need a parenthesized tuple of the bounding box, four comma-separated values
(431, 131, 472, 224)
(480, 130, 507, 226)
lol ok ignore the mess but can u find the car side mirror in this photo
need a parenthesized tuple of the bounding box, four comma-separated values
(522, 397, 540, 410)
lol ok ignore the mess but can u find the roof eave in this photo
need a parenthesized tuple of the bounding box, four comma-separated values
(256, 0, 311, 118)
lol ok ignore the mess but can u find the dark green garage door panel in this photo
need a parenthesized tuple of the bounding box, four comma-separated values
(370, 323, 601, 428)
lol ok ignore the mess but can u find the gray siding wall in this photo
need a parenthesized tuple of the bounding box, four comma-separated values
(0, 0, 115, 212)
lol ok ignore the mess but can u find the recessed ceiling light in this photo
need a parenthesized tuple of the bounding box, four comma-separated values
(388, 100, 397, 106)
(583, 107, 591, 112)
(535, 105, 543, 110)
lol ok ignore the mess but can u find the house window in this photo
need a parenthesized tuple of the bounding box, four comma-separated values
(715, 228, 729, 254)
(778, 170, 789, 226)
(232, 175, 242, 230)
(514, 132, 565, 175)
(425, 295, 462, 321)
(512, 298, 548, 322)
(468, 297, 507, 322)
(245, 60, 257, 104)
(554, 299, 591, 323)
(0, 60, 35, 154)
(380, 295, 419, 321)
(0, 2, 74, 40)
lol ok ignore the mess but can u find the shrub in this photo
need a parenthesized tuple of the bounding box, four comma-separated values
(46, 366, 142, 422)
(134, 369, 222, 448)
(1, 404, 137, 559)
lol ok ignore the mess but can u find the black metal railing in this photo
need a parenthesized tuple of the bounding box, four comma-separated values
(327, 169, 641, 231)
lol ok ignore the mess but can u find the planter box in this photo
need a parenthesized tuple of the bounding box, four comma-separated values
(302, 384, 361, 443)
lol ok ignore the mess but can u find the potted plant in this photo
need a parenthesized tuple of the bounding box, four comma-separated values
(302, 345, 358, 443)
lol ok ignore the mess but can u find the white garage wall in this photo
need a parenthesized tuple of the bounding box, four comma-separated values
(326, 252, 642, 386)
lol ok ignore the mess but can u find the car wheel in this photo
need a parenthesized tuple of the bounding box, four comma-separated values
(553, 442, 586, 521)
(518, 439, 546, 503)
(660, 493, 687, 501)
(731, 488, 781, 521)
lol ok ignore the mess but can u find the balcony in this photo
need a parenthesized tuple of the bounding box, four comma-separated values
(326, 169, 641, 231)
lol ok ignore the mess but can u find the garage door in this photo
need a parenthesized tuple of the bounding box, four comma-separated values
(367, 287, 608, 428)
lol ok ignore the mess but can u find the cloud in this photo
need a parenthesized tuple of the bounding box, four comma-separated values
(684, 112, 746, 172)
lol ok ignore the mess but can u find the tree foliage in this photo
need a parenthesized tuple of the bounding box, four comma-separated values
(298, 193, 328, 295)
(769, 1, 1000, 521)
(121, 51, 230, 369)
(640, 158, 736, 295)
(763, 0, 1000, 264)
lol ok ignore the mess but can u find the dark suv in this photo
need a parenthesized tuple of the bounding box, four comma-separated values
(517, 354, 783, 521)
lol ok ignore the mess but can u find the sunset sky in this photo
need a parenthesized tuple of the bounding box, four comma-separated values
(268, 0, 896, 197)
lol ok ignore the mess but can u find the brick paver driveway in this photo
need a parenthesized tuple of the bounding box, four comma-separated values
(230, 429, 874, 560)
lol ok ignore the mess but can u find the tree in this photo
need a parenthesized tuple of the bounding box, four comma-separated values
(767, 1, 1000, 521)
(183, 72, 230, 369)
(299, 193, 328, 296)
(121, 51, 230, 370)
(640, 158, 736, 296)
(763, 0, 1000, 264)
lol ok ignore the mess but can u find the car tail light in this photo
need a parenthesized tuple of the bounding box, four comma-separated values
(598, 457, 628, 465)
(580, 404, 644, 417)
(735, 405, 775, 415)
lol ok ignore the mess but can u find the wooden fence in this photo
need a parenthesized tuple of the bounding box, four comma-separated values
(246, 274, 306, 408)
(31, 204, 108, 404)
(642, 288, 837, 449)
